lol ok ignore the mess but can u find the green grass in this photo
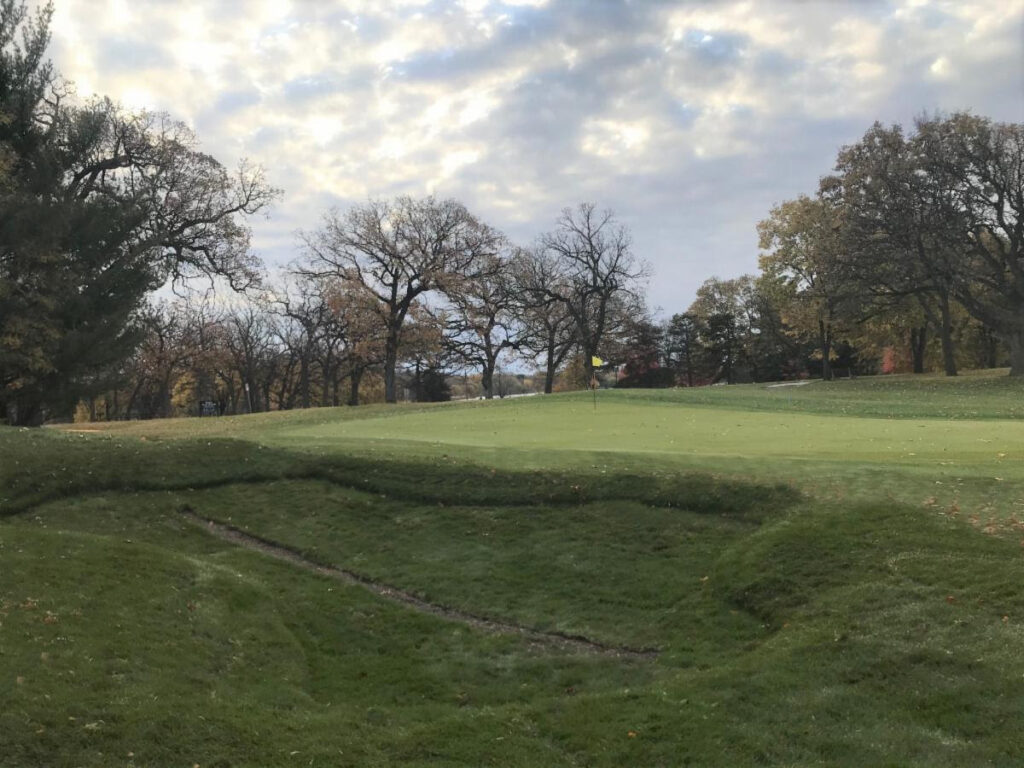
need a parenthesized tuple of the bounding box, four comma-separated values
(53, 370, 1024, 523)
(597, 368, 1024, 420)
(3, 369, 1024, 765)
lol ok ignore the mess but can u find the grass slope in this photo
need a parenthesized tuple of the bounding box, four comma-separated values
(2, 369, 1024, 765)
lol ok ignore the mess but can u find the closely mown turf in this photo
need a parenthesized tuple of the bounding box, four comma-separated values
(2, 369, 1024, 766)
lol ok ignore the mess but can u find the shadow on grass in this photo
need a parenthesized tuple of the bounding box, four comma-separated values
(0, 429, 800, 519)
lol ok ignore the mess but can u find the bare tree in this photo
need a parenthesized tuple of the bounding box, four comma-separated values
(538, 204, 646, 379)
(223, 303, 278, 412)
(190, 300, 239, 414)
(300, 196, 503, 402)
(121, 302, 198, 419)
(443, 251, 524, 399)
(273, 275, 333, 409)
(512, 248, 577, 394)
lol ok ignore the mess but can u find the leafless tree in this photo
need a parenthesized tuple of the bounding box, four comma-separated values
(121, 302, 198, 419)
(443, 251, 524, 399)
(537, 204, 646, 379)
(512, 247, 577, 394)
(272, 275, 333, 409)
(223, 303, 278, 412)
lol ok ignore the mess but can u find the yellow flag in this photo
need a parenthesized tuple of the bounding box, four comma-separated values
(591, 356, 604, 367)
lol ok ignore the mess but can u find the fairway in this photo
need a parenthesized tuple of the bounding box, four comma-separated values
(3, 372, 1024, 766)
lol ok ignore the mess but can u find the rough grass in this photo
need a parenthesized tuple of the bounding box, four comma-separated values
(3, 369, 1024, 765)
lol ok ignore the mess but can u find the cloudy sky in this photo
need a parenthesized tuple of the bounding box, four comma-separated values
(46, 0, 1024, 314)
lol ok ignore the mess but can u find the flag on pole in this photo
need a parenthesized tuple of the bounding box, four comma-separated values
(591, 356, 604, 367)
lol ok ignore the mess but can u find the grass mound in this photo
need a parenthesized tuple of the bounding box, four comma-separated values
(1, 427, 796, 517)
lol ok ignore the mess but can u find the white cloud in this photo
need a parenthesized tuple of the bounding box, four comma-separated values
(43, 0, 1024, 312)
(929, 56, 952, 79)
(581, 119, 651, 159)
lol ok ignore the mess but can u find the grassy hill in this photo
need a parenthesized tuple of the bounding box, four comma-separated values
(2, 371, 1024, 766)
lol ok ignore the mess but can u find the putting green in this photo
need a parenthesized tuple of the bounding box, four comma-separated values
(278, 397, 1024, 469)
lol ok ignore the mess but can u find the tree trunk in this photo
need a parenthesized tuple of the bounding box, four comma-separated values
(384, 333, 399, 404)
(583, 344, 596, 382)
(938, 294, 957, 377)
(819, 319, 832, 381)
(299, 354, 312, 408)
(321, 367, 333, 407)
(973, 325, 995, 369)
(481, 364, 494, 399)
(910, 326, 927, 374)
(348, 368, 364, 406)
(8, 399, 43, 426)
(543, 362, 556, 394)
(245, 378, 258, 413)
(1009, 327, 1024, 376)
(158, 377, 173, 418)
(544, 338, 557, 394)
(125, 380, 143, 420)
(23, 402, 43, 427)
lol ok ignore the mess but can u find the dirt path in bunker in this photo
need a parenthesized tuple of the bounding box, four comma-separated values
(180, 506, 659, 660)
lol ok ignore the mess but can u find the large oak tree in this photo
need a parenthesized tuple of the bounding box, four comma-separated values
(758, 194, 856, 381)
(300, 196, 502, 403)
(835, 122, 966, 376)
(916, 114, 1024, 374)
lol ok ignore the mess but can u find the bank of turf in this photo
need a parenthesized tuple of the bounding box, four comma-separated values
(2, 371, 1023, 766)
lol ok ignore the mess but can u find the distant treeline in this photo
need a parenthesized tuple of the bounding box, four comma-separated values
(623, 112, 1023, 389)
(1, 2, 1021, 424)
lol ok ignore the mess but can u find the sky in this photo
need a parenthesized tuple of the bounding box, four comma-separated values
(45, 0, 1024, 315)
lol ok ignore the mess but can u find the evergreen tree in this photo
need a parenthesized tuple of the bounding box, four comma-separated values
(0, 2, 277, 423)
